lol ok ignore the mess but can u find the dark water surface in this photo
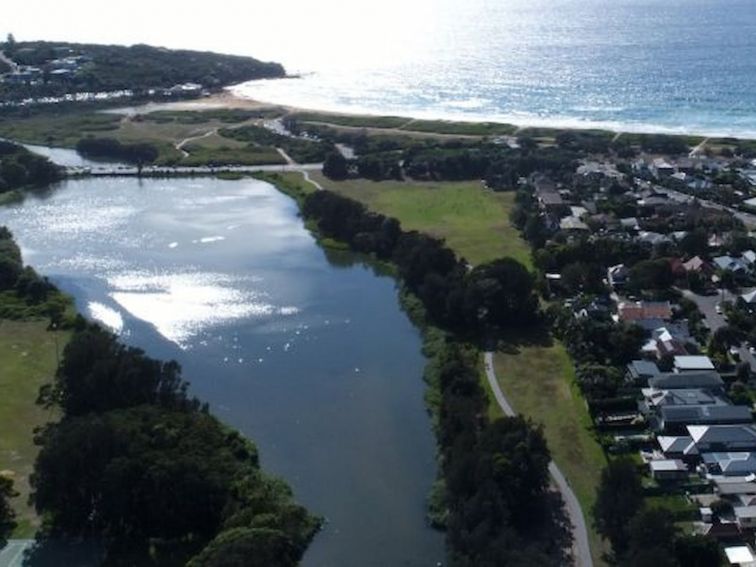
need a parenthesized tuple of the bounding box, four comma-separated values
(0, 175, 444, 566)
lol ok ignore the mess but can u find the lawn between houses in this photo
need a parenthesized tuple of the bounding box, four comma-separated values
(0, 320, 68, 537)
(307, 173, 608, 563)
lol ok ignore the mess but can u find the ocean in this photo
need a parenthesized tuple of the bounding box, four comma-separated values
(229, 0, 756, 138)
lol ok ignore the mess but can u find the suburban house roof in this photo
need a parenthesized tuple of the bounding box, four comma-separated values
(628, 360, 661, 379)
(741, 290, 756, 305)
(661, 405, 752, 426)
(714, 255, 748, 272)
(560, 216, 590, 231)
(618, 301, 673, 322)
(642, 388, 727, 408)
(649, 459, 687, 472)
(735, 506, 756, 520)
(688, 425, 756, 449)
(658, 435, 699, 455)
(716, 481, 756, 495)
(674, 355, 716, 372)
(703, 453, 756, 476)
(683, 256, 708, 272)
(648, 371, 724, 390)
(724, 545, 755, 565)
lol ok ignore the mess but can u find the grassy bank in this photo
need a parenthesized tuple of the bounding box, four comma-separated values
(313, 174, 533, 268)
(492, 338, 609, 564)
(0, 320, 68, 537)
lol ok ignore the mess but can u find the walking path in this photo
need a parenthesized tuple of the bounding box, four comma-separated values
(175, 128, 218, 158)
(483, 351, 594, 567)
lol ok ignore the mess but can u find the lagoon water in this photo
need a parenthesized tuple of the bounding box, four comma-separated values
(0, 174, 444, 566)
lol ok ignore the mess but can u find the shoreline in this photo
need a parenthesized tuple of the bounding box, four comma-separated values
(223, 84, 756, 143)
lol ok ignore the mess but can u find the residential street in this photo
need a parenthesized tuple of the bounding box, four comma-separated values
(680, 288, 756, 371)
(484, 352, 593, 567)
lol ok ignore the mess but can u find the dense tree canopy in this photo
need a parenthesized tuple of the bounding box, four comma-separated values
(593, 458, 644, 554)
(31, 323, 319, 564)
(0, 140, 62, 193)
(0, 476, 16, 549)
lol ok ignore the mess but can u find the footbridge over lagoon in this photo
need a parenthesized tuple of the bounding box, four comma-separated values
(64, 162, 323, 178)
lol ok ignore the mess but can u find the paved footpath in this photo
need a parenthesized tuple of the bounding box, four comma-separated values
(484, 351, 594, 567)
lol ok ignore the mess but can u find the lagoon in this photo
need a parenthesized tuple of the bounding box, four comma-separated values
(0, 175, 444, 566)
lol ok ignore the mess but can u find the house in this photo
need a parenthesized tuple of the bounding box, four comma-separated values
(687, 425, 756, 453)
(715, 480, 756, 496)
(674, 355, 716, 372)
(617, 301, 673, 322)
(641, 387, 729, 413)
(703, 453, 756, 477)
(659, 405, 753, 433)
(724, 545, 756, 566)
(559, 216, 590, 232)
(740, 290, 756, 307)
(735, 507, 756, 530)
(743, 251, 756, 266)
(744, 197, 756, 213)
(657, 435, 699, 461)
(710, 234, 728, 249)
(683, 256, 710, 274)
(641, 325, 691, 359)
(627, 360, 661, 382)
(648, 371, 724, 390)
(637, 231, 671, 247)
(652, 158, 675, 178)
(620, 217, 640, 232)
(714, 256, 748, 273)
(648, 459, 688, 480)
(607, 264, 629, 289)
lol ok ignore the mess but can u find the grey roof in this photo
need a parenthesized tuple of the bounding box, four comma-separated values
(661, 405, 752, 425)
(628, 360, 661, 379)
(716, 481, 756, 495)
(658, 435, 699, 455)
(645, 388, 727, 408)
(649, 371, 724, 390)
(703, 452, 756, 475)
(688, 425, 756, 449)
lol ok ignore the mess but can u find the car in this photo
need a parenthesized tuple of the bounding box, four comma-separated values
(730, 346, 741, 359)
(750, 346, 756, 355)
(716, 304, 723, 314)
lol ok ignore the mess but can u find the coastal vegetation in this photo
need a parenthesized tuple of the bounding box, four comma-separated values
(0, 141, 62, 196)
(75, 137, 159, 167)
(0, 40, 285, 102)
(219, 125, 331, 164)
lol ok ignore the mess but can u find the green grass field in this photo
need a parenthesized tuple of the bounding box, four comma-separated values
(313, 174, 532, 268)
(493, 339, 609, 565)
(0, 320, 67, 537)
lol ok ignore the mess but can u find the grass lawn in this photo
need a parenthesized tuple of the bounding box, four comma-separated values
(0, 320, 67, 537)
(313, 174, 532, 268)
(493, 338, 609, 565)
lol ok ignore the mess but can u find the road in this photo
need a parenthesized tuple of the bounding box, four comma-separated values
(680, 288, 756, 371)
(0, 540, 34, 566)
(65, 162, 323, 178)
(662, 186, 756, 228)
(483, 352, 593, 567)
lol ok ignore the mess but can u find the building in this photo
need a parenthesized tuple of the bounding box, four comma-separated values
(627, 360, 661, 382)
(648, 459, 688, 480)
(648, 371, 724, 390)
(714, 256, 749, 274)
(703, 453, 756, 477)
(617, 301, 673, 322)
(687, 425, 756, 453)
(724, 545, 756, 566)
(735, 507, 756, 530)
(674, 355, 716, 373)
(607, 264, 629, 289)
(657, 435, 699, 461)
(659, 405, 752, 433)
